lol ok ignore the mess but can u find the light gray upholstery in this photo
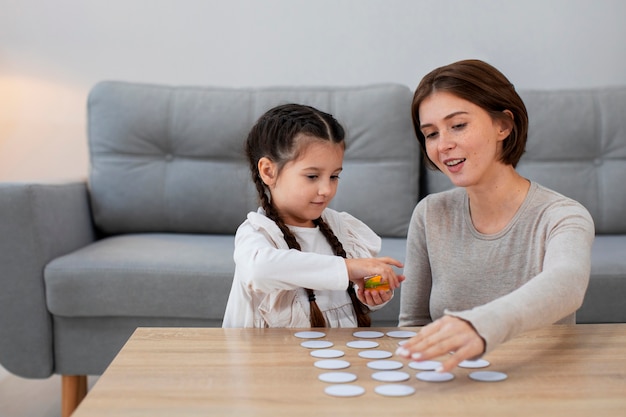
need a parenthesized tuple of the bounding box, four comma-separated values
(0, 82, 624, 380)
(88, 82, 419, 237)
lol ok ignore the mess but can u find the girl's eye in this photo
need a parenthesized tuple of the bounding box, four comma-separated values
(452, 122, 467, 130)
(306, 175, 318, 180)
(424, 131, 438, 140)
(331, 175, 340, 181)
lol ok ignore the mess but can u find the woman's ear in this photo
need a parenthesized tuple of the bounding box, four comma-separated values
(497, 110, 515, 141)
(258, 157, 277, 186)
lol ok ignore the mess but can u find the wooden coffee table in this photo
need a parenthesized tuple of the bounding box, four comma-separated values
(72, 324, 626, 416)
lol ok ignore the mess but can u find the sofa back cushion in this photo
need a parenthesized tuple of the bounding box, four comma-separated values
(88, 82, 419, 237)
(422, 87, 626, 234)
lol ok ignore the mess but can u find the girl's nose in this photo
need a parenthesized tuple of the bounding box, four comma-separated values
(318, 180, 332, 195)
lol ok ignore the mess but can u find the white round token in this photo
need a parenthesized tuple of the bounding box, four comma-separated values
(408, 360, 442, 371)
(300, 340, 334, 349)
(324, 384, 365, 397)
(386, 330, 418, 338)
(358, 350, 393, 359)
(314, 359, 350, 370)
(352, 330, 385, 339)
(366, 360, 404, 370)
(371, 371, 410, 382)
(469, 371, 508, 382)
(318, 372, 358, 383)
(416, 371, 455, 382)
(310, 349, 345, 359)
(294, 331, 326, 339)
(346, 340, 379, 349)
(374, 384, 416, 397)
(458, 359, 490, 368)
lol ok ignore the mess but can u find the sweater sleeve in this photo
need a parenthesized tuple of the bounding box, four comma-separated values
(447, 201, 595, 353)
(398, 200, 433, 326)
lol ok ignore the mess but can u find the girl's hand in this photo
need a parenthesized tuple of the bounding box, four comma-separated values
(357, 288, 394, 306)
(344, 257, 405, 290)
(395, 315, 486, 372)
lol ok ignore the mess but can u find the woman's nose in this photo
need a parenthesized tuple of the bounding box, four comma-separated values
(437, 132, 455, 152)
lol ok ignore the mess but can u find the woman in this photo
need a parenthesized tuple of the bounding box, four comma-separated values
(396, 59, 594, 371)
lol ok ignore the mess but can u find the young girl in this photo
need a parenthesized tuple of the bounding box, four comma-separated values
(222, 103, 404, 328)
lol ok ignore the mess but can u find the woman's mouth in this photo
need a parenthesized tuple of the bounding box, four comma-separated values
(445, 158, 466, 167)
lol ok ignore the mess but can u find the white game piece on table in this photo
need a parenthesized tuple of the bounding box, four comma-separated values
(324, 384, 365, 397)
(314, 359, 350, 370)
(371, 371, 410, 382)
(458, 359, 490, 368)
(366, 360, 404, 370)
(358, 350, 393, 359)
(294, 331, 326, 339)
(310, 349, 344, 359)
(353, 330, 385, 338)
(318, 372, 357, 383)
(386, 330, 418, 338)
(300, 340, 334, 349)
(416, 371, 455, 382)
(408, 360, 442, 371)
(374, 384, 416, 397)
(469, 371, 508, 382)
(346, 340, 379, 349)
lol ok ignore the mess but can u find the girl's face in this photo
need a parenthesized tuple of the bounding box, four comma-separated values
(418, 91, 511, 189)
(260, 137, 344, 228)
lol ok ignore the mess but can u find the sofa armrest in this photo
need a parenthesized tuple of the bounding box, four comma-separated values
(0, 182, 96, 378)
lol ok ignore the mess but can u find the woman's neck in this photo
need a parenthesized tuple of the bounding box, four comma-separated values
(466, 167, 531, 235)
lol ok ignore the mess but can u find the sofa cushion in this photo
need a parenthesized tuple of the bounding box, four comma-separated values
(577, 235, 626, 323)
(423, 87, 626, 234)
(88, 82, 419, 238)
(45, 234, 235, 319)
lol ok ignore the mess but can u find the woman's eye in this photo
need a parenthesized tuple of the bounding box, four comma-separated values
(306, 175, 318, 180)
(331, 175, 340, 181)
(452, 123, 467, 130)
(424, 131, 438, 140)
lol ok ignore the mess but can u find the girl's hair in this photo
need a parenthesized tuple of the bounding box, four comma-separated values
(245, 103, 371, 328)
(411, 59, 529, 169)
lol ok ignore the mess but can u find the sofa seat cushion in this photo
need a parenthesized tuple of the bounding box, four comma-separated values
(45, 234, 235, 319)
(577, 235, 626, 323)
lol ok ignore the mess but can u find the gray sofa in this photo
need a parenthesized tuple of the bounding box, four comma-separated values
(1, 81, 625, 414)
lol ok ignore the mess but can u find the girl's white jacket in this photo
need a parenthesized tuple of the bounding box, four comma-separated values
(222, 207, 388, 328)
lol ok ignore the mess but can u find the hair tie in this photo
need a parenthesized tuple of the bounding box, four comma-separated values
(308, 292, 316, 302)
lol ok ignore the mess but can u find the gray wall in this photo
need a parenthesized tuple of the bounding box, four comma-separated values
(1, 0, 625, 181)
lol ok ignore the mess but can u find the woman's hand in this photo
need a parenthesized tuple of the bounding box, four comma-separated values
(395, 315, 486, 372)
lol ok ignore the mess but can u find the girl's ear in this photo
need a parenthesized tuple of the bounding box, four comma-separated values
(258, 157, 277, 186)
(497, 109, 515, 141)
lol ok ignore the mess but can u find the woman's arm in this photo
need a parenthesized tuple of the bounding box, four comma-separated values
(398, 202, 433, 326)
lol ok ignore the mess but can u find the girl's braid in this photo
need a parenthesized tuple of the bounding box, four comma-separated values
(315, 217, 372, 327)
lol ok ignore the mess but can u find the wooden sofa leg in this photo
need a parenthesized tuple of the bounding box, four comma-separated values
(62, 375, 88, 417)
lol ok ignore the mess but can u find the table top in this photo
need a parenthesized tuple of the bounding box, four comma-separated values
(73, 324, 626, 417)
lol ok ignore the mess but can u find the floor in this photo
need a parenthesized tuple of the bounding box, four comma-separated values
(0, 365, 98, 417)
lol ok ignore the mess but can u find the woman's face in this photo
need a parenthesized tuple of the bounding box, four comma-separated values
(418, 91, 511, 189)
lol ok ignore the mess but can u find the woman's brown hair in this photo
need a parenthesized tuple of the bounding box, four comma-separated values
(411, 59, 529, 169)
